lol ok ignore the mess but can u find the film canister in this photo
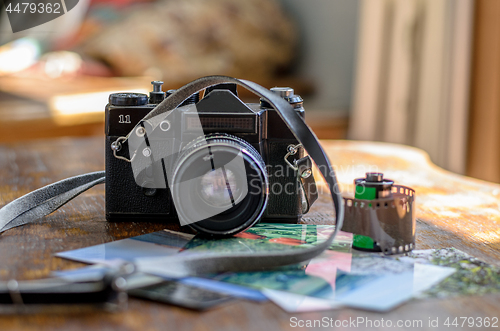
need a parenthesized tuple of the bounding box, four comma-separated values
(353, 172, 394, 251)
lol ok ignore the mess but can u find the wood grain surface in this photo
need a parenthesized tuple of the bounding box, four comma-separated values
(0, 137, 498, 331)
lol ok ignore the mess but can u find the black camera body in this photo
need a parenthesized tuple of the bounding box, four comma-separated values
(105, 82, 307, 234)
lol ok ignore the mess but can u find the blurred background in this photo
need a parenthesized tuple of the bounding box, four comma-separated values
(0, 0, 497, 183)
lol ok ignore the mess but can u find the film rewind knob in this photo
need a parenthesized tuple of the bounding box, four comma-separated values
(270, 87, 294, 98)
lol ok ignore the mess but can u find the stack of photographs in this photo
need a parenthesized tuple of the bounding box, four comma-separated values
(54, 225, 500, 312)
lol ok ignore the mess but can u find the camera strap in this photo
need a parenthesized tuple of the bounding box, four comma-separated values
(0, 172, 105, 233)
(0, 76, 344, 276)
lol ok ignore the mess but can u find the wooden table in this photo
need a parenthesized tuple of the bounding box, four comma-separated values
(0, 137, 499, 330)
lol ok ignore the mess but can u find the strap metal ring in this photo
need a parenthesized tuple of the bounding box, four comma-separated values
(284, 144, 302, 171)
(111, 137, 133, 163)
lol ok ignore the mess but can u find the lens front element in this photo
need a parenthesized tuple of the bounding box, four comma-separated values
(199, 168, 245, 209)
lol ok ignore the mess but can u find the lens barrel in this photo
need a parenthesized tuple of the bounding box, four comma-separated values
(171, 134, 268, 236)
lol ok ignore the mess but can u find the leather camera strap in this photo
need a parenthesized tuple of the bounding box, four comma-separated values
(0, 76, 344, 276)
(0, 172, 105, 233)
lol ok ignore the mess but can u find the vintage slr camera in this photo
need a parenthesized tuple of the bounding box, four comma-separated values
(105, 81, 315, 235)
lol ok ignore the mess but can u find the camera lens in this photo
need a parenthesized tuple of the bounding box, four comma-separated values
(171, 134, 268, 236)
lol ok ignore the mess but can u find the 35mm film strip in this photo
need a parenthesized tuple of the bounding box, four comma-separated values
(342, 185, 416, 255)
